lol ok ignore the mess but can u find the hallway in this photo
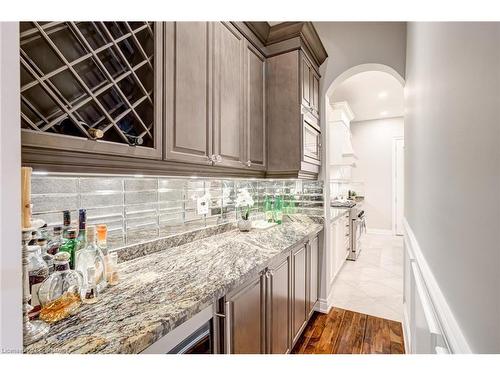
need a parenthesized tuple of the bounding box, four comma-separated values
(329, 233, 404, 322)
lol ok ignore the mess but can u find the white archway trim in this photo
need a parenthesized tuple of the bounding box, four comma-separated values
(325, 63, 405, 105)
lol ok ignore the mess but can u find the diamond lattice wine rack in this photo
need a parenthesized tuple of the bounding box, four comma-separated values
(20, 22, 161, 156)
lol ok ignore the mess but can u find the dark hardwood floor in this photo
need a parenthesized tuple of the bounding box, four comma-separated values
(291, 307, 405, 354)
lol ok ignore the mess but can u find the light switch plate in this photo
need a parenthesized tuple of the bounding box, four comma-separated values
(197, 196, 209, 215)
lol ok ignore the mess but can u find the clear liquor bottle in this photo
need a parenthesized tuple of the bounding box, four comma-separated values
(37, 238, 54, 275)
(83, 266, 99, 304)
(47, 226, 66, 255)
(96, 224, 108, 256)
(76, 226, 107, 293)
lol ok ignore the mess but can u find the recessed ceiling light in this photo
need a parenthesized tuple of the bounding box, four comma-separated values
(380, 111, 388, 116)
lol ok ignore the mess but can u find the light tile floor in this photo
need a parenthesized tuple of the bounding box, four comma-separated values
(330, 233, 404, 322)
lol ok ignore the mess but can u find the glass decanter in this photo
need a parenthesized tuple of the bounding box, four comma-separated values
(38, 252, 83, 323)
(76, 226, 107, 293)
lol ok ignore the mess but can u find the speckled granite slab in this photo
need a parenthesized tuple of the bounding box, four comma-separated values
(25, 215, 322, 354)
(114, 221, 236, 263)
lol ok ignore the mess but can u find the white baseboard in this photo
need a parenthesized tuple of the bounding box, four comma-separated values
(316, 298, 330, 314)
(403, 218, 471, 354)
(366, 228, 393, 235)
(316, 278, 338, 314)
(402, 302, 411, 354)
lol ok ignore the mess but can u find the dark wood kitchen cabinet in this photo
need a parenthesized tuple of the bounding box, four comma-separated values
(244, 41, 266, 171)
(212, 22, 245, 169)
(21, 21, 326, 177)
(20, 21, 164, 162)
(224, 272, 266, 354)
(301, 52, 320, 119)
(266, 251, 292, 354)
(220, 231, 323, 354)
(266, 49, 322, 179)
(164, 22, 260, 171)
(163, 22, 213, 166)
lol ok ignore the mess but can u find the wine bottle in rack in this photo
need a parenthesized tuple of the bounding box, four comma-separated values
(56, 118, 104, 140)
(118, 118, 143, 146)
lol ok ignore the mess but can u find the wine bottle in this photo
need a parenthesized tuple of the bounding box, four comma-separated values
(118, 118, 143, 146)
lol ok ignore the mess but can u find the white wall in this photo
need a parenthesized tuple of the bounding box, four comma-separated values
(315, 22, 407, 96)
(351, 117, 404, 231)
(405, 22, 500, 353)
(0, 22, 23, 353)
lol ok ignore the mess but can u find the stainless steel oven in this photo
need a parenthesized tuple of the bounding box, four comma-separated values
(348, 209, 366, 261)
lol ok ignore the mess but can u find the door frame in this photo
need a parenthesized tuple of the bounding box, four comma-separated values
(392, 136, 404, 236)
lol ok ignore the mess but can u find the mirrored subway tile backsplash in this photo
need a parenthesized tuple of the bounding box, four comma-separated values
(31, 175, 324, 251)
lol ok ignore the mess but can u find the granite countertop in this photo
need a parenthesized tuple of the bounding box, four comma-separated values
(25, 215, 322, 354)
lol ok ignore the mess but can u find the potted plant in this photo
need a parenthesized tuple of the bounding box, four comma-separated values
(235, 188, 254, 232)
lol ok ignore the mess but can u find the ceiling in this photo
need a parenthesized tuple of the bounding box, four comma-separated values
(331, 71, 404, 122)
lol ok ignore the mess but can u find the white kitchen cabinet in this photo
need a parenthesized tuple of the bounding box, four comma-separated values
(331, 212, 350, 279)
(328, 101, 356, 171)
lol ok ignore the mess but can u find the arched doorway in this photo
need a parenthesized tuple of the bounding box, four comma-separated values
(322, 63, 406, 322)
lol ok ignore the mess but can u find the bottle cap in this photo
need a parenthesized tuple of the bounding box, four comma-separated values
(86, 226, 96, 242)
(67, 228, 77, 239)
(63, 210, 71, 226)
(36, 238, 48, 245)
(96, 224, 107, 241)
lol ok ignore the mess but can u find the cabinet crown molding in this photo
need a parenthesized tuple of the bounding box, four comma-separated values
(244, 22, 328, 67)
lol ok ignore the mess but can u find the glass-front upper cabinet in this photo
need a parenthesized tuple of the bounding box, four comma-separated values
(20, 22, 163, 159)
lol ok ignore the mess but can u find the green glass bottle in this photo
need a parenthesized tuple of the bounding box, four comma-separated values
(274, 195, 283, 224)
(59, 229, 78, 269)
(264, 194, 274, 223)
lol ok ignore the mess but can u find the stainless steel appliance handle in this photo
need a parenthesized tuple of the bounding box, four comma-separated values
(225, 301, 232, 354)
